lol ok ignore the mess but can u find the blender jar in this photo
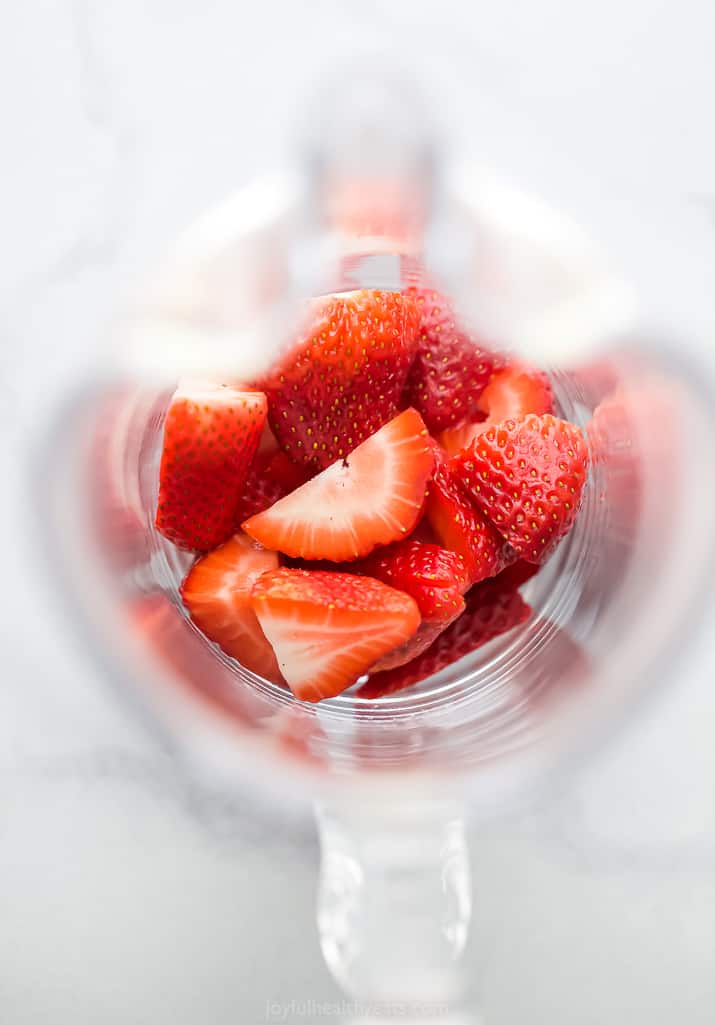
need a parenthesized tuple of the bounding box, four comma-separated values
(42, 76, 715, 1012)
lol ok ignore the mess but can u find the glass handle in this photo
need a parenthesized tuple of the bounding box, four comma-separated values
(315, 798, 472, 1008)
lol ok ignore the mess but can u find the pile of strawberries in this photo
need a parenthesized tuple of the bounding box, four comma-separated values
(156, 288, 589, 702)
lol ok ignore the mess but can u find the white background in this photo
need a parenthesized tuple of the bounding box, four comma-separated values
(2, 2, 715, 1022)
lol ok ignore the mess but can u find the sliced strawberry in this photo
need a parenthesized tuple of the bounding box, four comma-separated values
(358, 570, 532, 699)
(425, 456, 509, 585)
(242, 408, 434, 562)
(407, 515, 440, 545)
(369, 610, 462, 673)
(437, 414, 488, 457)
(439, 362, 553, 456)
(492, 558, 541, 591)
(235, 449, 311, 524)
(257, 422, 280, 456)
(156, 383, 267, 551)
(455, 414, 589, 563)
(286, 542, 470, 673)
(251, 568, 420, 702)
(180, 532, 282, 682)
(261, 290, 420, 470)
(357, 539, 468, 622)
(477, 362, 553, 421)
(401, 287, 502, 433)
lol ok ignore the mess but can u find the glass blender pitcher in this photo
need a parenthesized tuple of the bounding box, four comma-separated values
(43, 69, 715, 1015)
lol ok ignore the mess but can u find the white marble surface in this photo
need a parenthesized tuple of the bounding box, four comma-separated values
(2, 2, 715, 1023)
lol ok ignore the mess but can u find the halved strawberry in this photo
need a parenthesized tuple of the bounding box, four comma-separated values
(235, 449, 311, 524)
(242, 408, 434, 562)
(492, 558, 541, 591)
(180, 532, 282, 682)
(358, 568, 532, 699)
(478, 362, 553, 420)
(261, 290, 420, 470)
(425, 455, 509, 585)
(439, 362, 553, 456)
(156, 383, 267, 551)
(251, 568, 420, 702)
(357, 539, 468, 622)
(437, 414, 487, 457)
(369, 610, 463, 673)
(401, 287, 502, 433)
(455, 414, 589, 563)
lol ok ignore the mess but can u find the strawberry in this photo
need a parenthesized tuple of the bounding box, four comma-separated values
(234, 449, 311, 524)
(369, 610, 462, 673)
(478, 362, 553, 420)
(439, 362, 553, 456)
(261, 290, 420, 470)
(285, 542, 470, 673)
(425, 455, 509, 584)
(492, 558, 541, 591)
(401, 287, 502, 433)
(251, 568, 420, 702)
(257, 422, 281, 456)
(454, 414, 589, 563)
(357, 539, 468, 622)
(406, 516, 440, 545)
(242, 408, 434, 562)
(155, 383, 267, 551)
(180, 532, 282, 682)
(358, 569, 532, 699)
(437, 414, 487, 457)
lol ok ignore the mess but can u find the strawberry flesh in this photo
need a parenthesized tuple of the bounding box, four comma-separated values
(401, 287, 502, 433)
(455, 413, 589, 563)
(242, 408, 434, 562)
(251, 568, 420, 702)
(156, 384, 267, 551)
(260, 290, 420, 470)
(180, 532, 282, 682)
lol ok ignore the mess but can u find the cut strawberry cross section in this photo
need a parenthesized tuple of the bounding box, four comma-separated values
(242, 408, 434, 562)
(180, 532, 282, 682)
(252, 568, 420, 702)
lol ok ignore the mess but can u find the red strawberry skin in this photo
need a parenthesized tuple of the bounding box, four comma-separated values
(358, 568, 532, 698)
(455, 414, 589, 564)
(234, 449, 311, 524)
(261, 290, 420, 470)
(426, 456, 509, 585)
(401, 287, 502, 433)
(156, 385, 267, 551)
(357, 539, 469, 622)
